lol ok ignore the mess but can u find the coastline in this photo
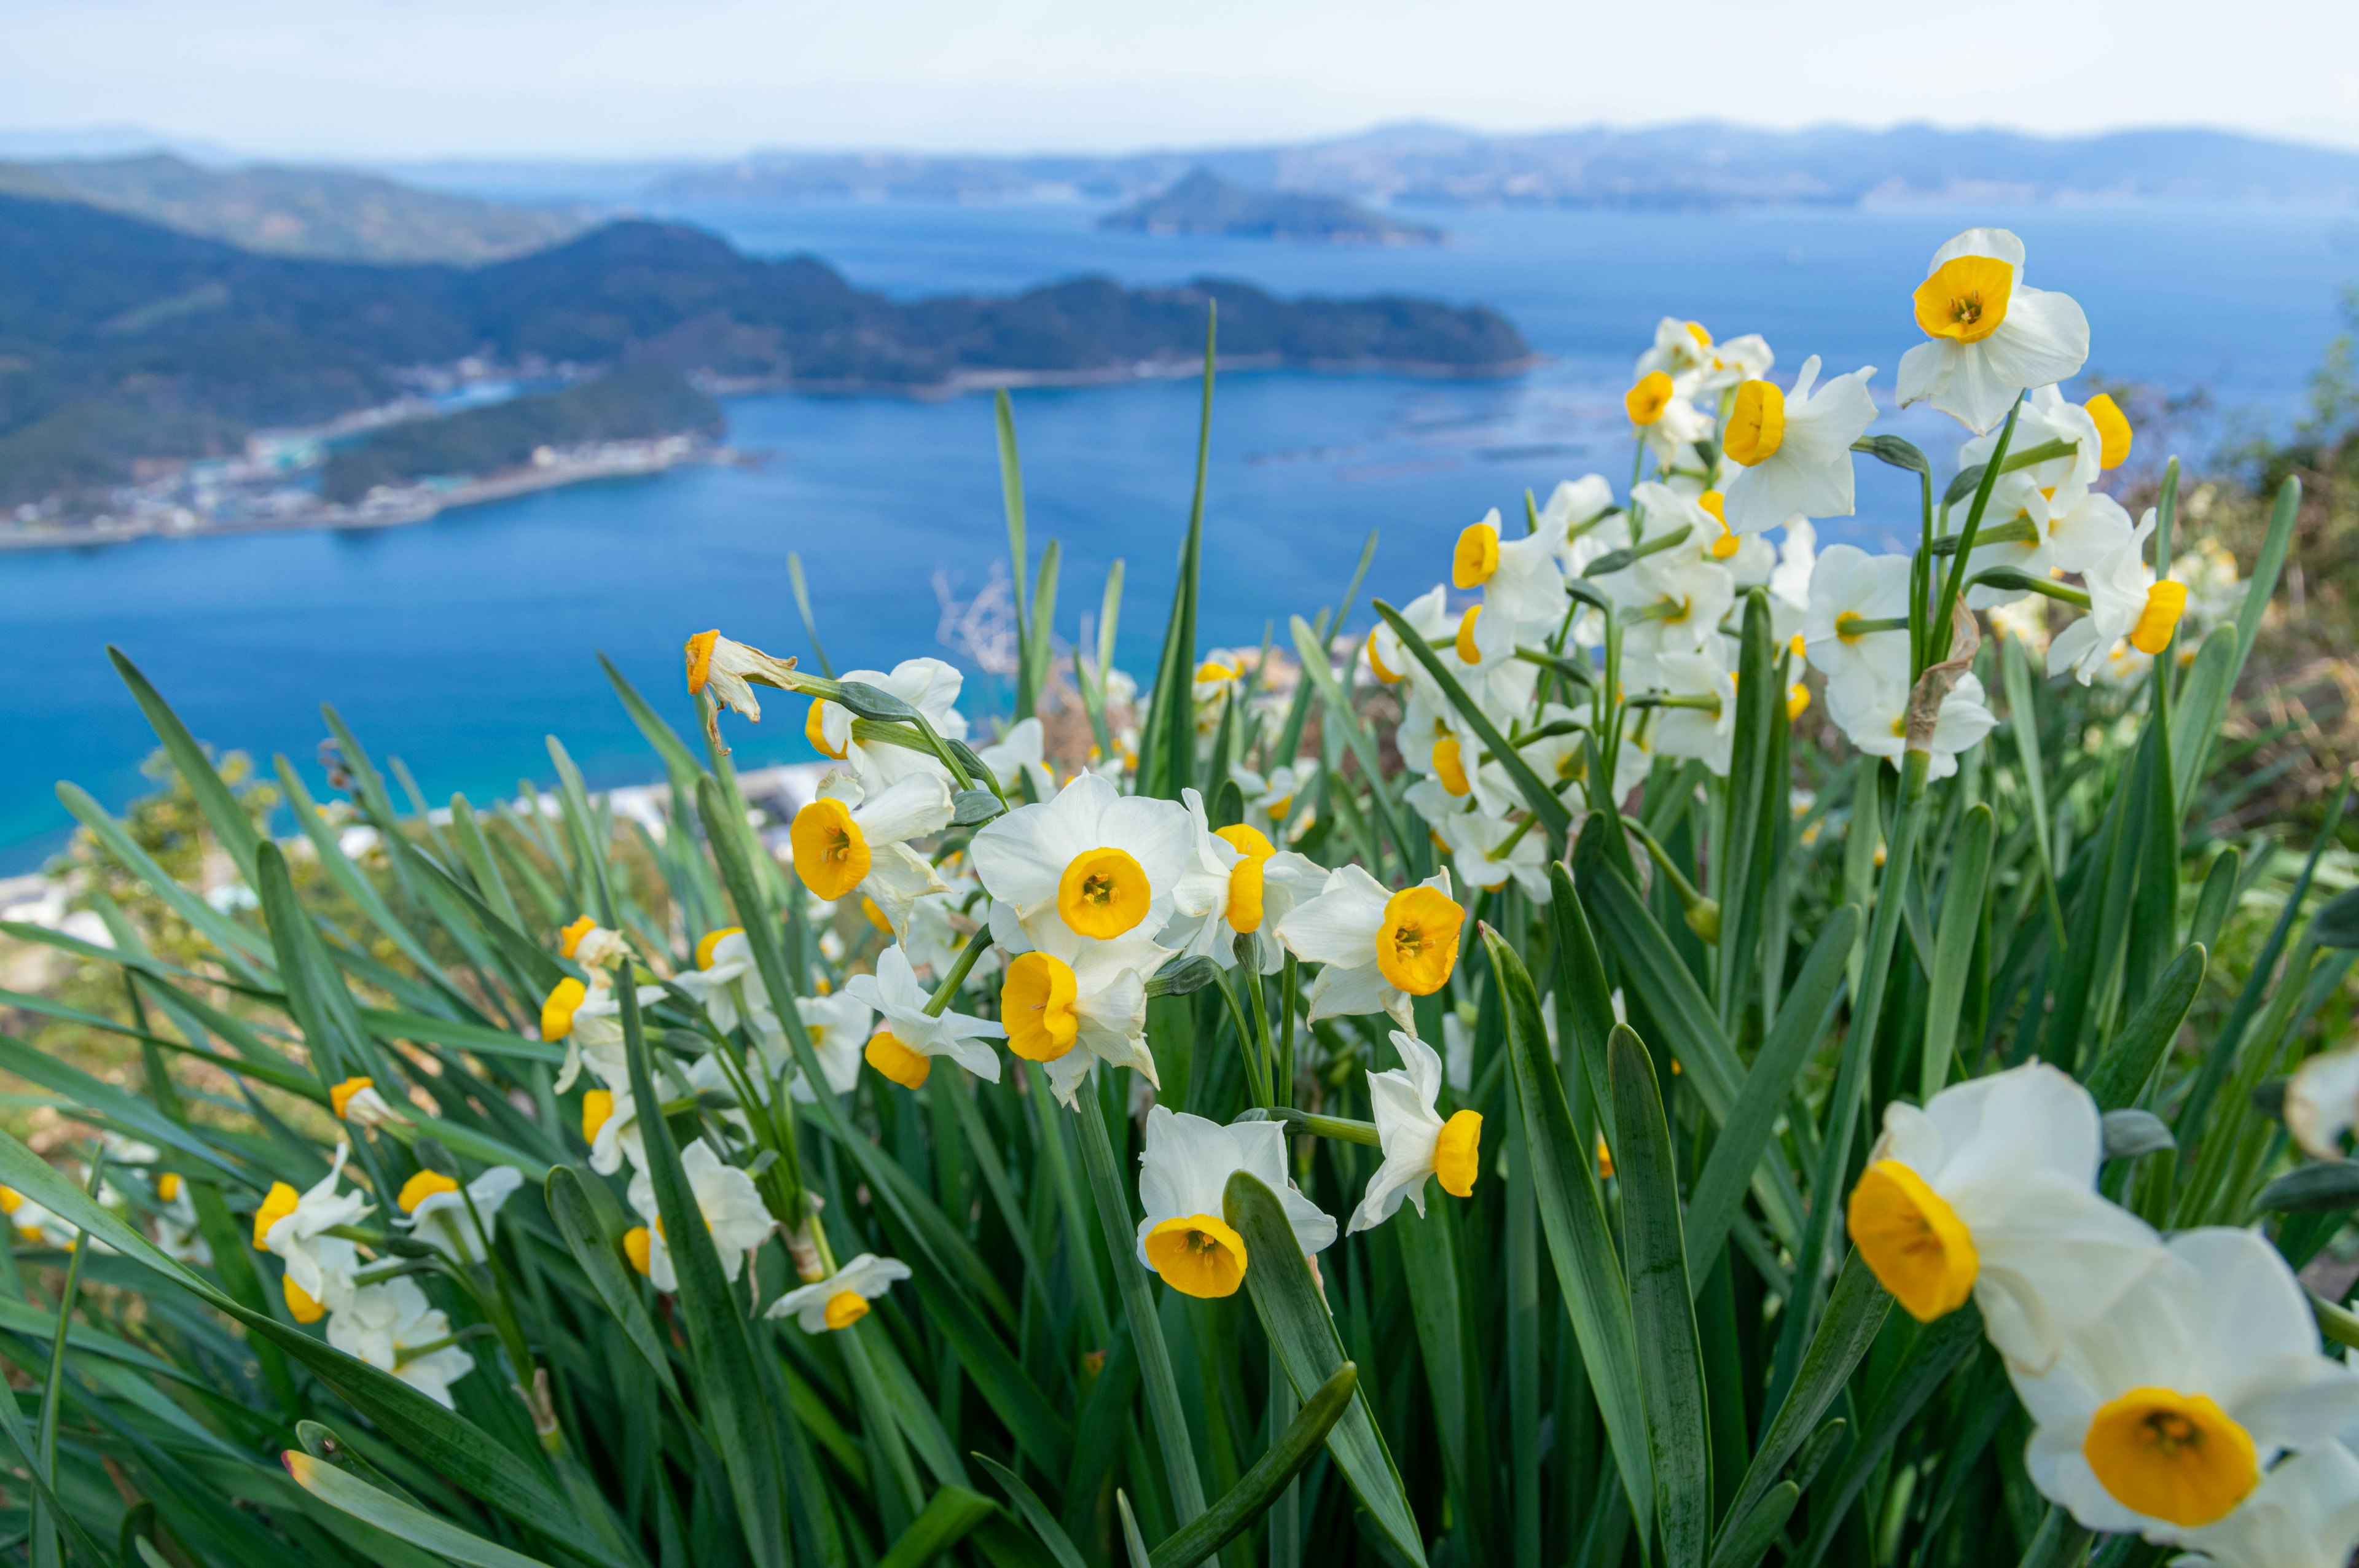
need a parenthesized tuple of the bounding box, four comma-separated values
(707, 349, 1542, 400)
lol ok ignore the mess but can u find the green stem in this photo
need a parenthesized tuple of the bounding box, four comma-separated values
(1927, 402, 2021, 673)
(923, 927, 995, 1017)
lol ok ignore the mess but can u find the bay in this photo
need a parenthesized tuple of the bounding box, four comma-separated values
(3, 198, 2352, 870)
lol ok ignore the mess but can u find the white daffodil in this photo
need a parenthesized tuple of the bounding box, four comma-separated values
(906, 881, 1002, 987)
(2169, 1441, 2359, 1568)
(253, 1143, 371, 1320)
(840, 944, 1006, 1088)
(1625, 368, 1714, 468)
(557, 915, 633, 972)
(150, 1172, 211, 1266)
(1348, 1032, 1485, 1233)
(1605, 485, 1737, 661)
(1227, 759, 1319, 842)
(976, 716, 1057, 801)
(0, 1188, 76, 1251)
(2013, 1227, 2359, 1540)
(1847, 1063, 2165, 1373)
(808, 657, 971, 789)
(788, 770, 954, 938)
(1898, 227, 2091, 434)
(1539, 474, 1618, 563)
(2051, 512, 2189, 685)
(1718, 356, 1879, 536)
(969, 772, 1194, 942)
(1453, 505, 1572, 629)
(991, 900, 1172, 1107)
(1367, 583, 1452, 688)
(1133, 1107, 1336, 1299)
(1277, 865, 1463, 1030)
(1635, 317, 1720, 382)
(326, 1277, 476, 1409)
(580, 1083, 648, 1176)
(622, 1138, 775, 1291)
(1769, 519, 1817, 617)
(546, 976, 670, 1094)
(788, 990, 874, 1102)
(1504, 701, 1591, 811)
(1648, 647, 1738, 777)
(396, 1165, 523, 1266)
(672, 928, 779, 1042)
(2287, 1046, 2359, 1161)
(328, 1076, 401, 1129)
(683, 630, 803, 753)
(766, 1253, 913, 1332)
(1826, 668, 1997, 782)
(1434, 805, 1551, 900)
(1162, 790, 1321, 973)
(1802, 545, 1913, 688)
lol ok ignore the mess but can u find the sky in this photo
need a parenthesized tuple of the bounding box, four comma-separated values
(7, 0, 2359, 163)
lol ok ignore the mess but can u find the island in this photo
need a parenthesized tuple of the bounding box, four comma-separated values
(1098, 170, 1441, 244)
(0, 189, 1531, 544)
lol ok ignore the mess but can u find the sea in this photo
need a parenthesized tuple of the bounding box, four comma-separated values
(4, 198, 2357, 872)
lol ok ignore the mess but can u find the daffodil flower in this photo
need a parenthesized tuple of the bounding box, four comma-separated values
(150, 1172, 210, 1265)
(1624, 369, 1713, 467)
(547, 977, 669, 1094)
(396, 1164, 523, 1266)
(2050, 512, 2188, 684)
(1133, 1107, 1335, 1299)
(788, 770, 954, 938)
(1162, 789, 1320, 973)
(254, 1142, 370, 1319)
(1453, 505, 1572, 628)
(1825, 669, 1997, 782)
(557, 915, 632, 971)
(990, 899, 1170, 1107)
(1718, 356, 1878, 535)
(807, 657, 970, 789)
(788, 990, 874, 1101)
(621, 1138, 775, 1290)
(328, 1076, 400, 1129)
(2011, 1227, 2359, 1539)
(840, 944, 1006, 1088)
(1277, 865, 1464, 1029)
(969, 772, 1194, 942)
(1634, 317, 1720, 382)
(326, 1277, 475, 1408)
(0, 1187, 76, 1250)
(1348, 1031, 1484, 1233)
(975, 716, 1056, 800)
(1227, 759, 1319, 842)
(1898, 227, 2091, 434)
(1538, 474, 1617, 558)
(2286, 1046, 2359, 1162)
(580, 1084, 646, 1176)
(1802, 545, 1912, 688)
(766, 1253, 913, 1332)
(683, 630, 803, 752)
(671, 928, 778, 1042)
(1847, 1063, 2164, 1373)
(2168, 1440, 2359, 1568)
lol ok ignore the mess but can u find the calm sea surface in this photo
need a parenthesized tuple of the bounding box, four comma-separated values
(4, 200, 2355, 869)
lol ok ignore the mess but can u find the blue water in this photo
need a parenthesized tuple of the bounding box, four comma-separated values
(4, 200, 2355, 870)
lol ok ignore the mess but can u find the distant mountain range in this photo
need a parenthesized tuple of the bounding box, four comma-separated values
(643, 120, 2359, 209)
(0, 192, 1528, 508)
(1099, 170, 1440, 244)
(0, 154, 592, 265)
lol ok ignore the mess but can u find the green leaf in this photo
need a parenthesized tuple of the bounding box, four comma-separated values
(1485, 926, 1653, 1542)
(1371, 598, 1572, 845)
(2167, 625, 2239, 810)
(2315, 888, 2359, 950)
(1610, 1025, 1709, 1568)
(283, 1451, 554, 1568)
(362, 1010, 563, 1063)
(996, 389, 1034, 716)
(975, 1455, 1089, 1568)
(1222, 1169, 1426, 1567)
(57, 781, 276, 979)
(1723, 1250, 1892, 1532)
(600, 650, 705, 784)
(544, 1166, 680, 1401)
(877, 1486, 999, 1568)
(1151, 1361, 1358, 1568)
(1922, 804, 1993, 1098)
(1790, 1308, 1984, 1568)
(1706, 1483, 1796, 1568)
(1713, 590, 1781, 1035)
(2084, 944, 2206, 1111)
(617, 981, 792, 1568)
(907, 1263, 1073, 1477)
(1684, 904, 1857, 1284)
(1285, 615, 1407, 866)
(1117, 1492, 1154, 1568)
(109, 646, 265, 891)
(0, 1032, 247, 1181)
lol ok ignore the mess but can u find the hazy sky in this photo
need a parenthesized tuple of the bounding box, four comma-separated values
(9, 0, 2359, 162)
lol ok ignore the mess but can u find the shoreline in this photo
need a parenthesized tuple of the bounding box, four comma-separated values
(707, 350, 1542, 400)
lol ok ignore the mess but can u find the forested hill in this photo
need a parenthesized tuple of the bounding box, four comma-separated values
(0, 193, 1530, 505)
